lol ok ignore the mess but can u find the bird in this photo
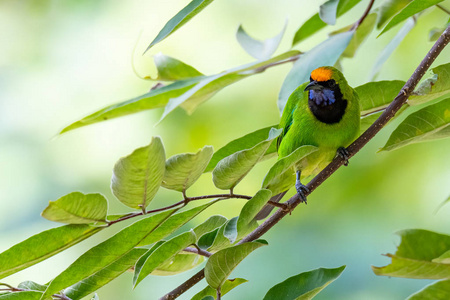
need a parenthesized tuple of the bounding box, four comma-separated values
(256, 66, 361, 219)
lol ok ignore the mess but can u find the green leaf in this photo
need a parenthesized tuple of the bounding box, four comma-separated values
(138, 202, 215, 246)
(292, 14, 326, 46)
(0, 292, 42, 300)
(433, 250, 450, 264)
(237, 189, 272, 237)
(40, 209, 176, 299)
(111, 137, 165, 210)
(381, 98, 450, 151)
(193, 215, 228, 238)
(341, 13, 377, 58)
(265, 168, 296, 196)
(159, 74, 242, 122)
(198, 228, 220, 250)
(356, 80, 406, 115)
(17, 282, 47, 292)
(236, 22, 286, 60)
(161, 52, 300, 121)
(61, 51, 298, 133)
(371, 17, 415, 79)
(0, 224, 102, 280)
(409, 63, 450, 105)
(292, 0, 362, 45)
(144, 0, 214, 52)
(64, 248, 148, 300)
(205, 125, 278, 173)
(407, 279, 450, 300)
(372, 229, 450, 279)
(360, 112, 382, 134)
(279, 31, 354, 113)
(207, 217, 239, 252)
(262, 145, 318, 188)
(41, 192, 108, 224)
(429, 27, 445, 42)
(60, 78, 200, 133)
(153, 53, 204, 81)
(360, 104, 409, 134)
(205, 242, 267, 289)
(162, 146, 213, 192)
(319, 0, 339, 25)
(378, 0, 443, 36)
(191, 278, 248, 300)
(152, 252, 205, 276)
(133, 230, 197, 287)
(212, 128, 281, 190)
(377, 0, 412, 29)
(263, 266, 346, 300)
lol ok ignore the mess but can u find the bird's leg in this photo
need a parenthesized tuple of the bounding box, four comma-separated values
(337, 147, 350, 166)
(295, 170, 309, 204)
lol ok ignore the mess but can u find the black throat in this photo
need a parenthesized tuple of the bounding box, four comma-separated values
(308, 79, 347, 124)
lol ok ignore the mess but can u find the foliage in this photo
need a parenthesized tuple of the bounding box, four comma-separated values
(1, 0, 450, 299)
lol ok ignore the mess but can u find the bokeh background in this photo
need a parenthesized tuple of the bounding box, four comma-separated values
(1, 0, 450, 299)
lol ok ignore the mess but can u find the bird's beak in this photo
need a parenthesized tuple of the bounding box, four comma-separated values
(304, 81, 322, 91)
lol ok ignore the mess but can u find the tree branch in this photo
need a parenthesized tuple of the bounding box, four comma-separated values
(107, 193, 251, 226)
(183, 246, 212, 258)
(161, 23, 450, 300)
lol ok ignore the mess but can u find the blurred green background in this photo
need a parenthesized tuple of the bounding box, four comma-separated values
(1, 0, 449, 299)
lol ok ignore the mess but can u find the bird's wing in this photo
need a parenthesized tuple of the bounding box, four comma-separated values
(277, 85, 305, 151)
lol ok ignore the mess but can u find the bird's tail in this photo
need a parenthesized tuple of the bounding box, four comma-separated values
(254, 191, 288, 220)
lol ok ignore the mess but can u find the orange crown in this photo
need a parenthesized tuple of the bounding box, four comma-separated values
(311, 67, 332, 82)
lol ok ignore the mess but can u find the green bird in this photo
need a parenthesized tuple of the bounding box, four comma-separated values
(256, 66, 360, 219)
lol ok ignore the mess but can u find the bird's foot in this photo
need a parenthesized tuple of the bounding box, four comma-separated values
(337, 147, 350, 166)
(295, 182, 309, 204)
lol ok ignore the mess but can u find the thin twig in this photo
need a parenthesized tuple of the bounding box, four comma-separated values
(251, 54, 302, 73)
(54, 293, 73, 300)
(437, 4, 450, 15)
(187, 194, 251, 201)
(160, 24, 450, 300)
(183, 246, 212, 258)
(107, 193, 251, 226)
(217, 287, 221, 300)
(267, 200, 289, 209)
(0, 285, 73, 300)
(351, 0, 375, 30)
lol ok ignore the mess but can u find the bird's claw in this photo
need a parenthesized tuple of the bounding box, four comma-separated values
(337, 147, 350, 166)
(295, 182, 309, 204)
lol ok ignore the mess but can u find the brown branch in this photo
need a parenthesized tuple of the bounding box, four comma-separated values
(351, 0, 375, 30)
(159, 268, 206, 300)
(107, 193, 251, 226)
(251, 54, 301, 74)
(437, 4, 450, 15)
(160, 23, 450, 300)
(183, 246, 212, 258)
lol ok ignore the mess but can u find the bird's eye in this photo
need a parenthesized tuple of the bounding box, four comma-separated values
(329, 81, 336, 88)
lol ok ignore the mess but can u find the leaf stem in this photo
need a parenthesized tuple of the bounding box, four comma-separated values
(160, 23, 450, 300)
(217, 287, 221, 300)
